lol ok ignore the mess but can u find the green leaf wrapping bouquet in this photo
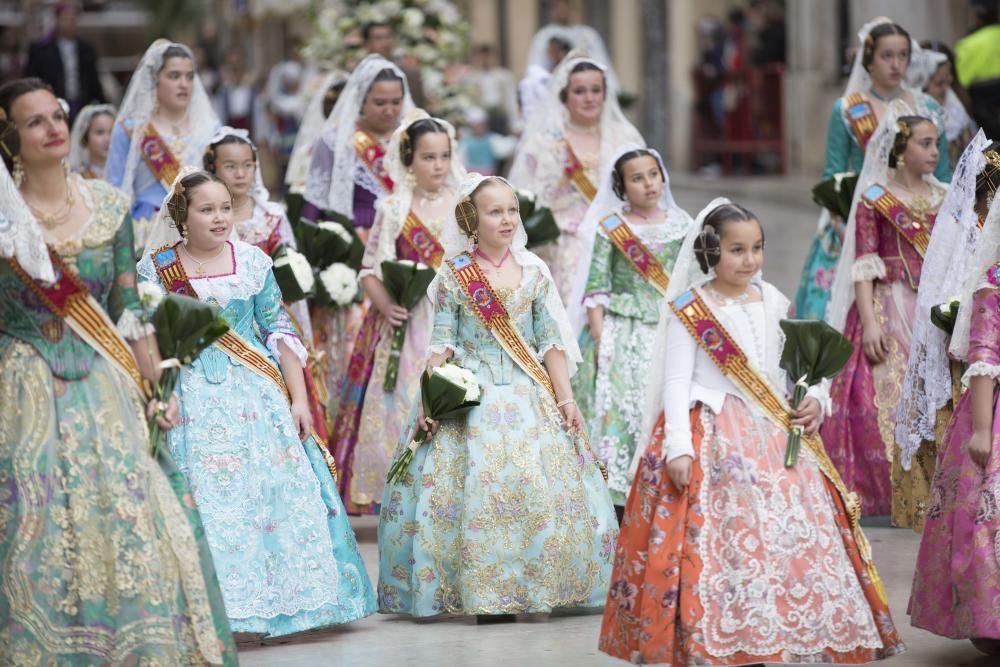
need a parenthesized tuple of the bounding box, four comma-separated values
(517, 189, 560, 248)
(272, 213, 366, 307)
(385, 363, 481, 485)
(380, 259, 438, 392)
(930, 297, 961, 335)
(811, 172, 858, 221)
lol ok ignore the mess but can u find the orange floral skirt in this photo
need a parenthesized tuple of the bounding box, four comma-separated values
(598, 399, 904, 665)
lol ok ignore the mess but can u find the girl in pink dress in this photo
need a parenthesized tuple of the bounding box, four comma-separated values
(909, 150, 1000, 657)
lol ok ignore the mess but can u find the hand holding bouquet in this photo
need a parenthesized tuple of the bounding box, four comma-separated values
(380, 259, 438, 391)
(385, 363, 481, 484)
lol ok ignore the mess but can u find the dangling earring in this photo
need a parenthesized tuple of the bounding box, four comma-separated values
(406, 169, 416, 189)
(471, 232, 479, 246)
(62, 157, 70, 178)
(12, 155, 23, 187)
(180, 223, 189, 244)
(896, 156, 906, 168)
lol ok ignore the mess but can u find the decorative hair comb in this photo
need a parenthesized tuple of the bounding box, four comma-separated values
(895, 120, 911, 138)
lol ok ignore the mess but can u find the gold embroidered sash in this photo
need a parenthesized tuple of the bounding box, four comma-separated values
(136, 123, 181, 189)
(400, 212, 445, 268)
(354, 129, 394, 192)
(861, 183, 931, 257)
(842, 92, 878, 148)
(670, 287, 885, 601)
(9, 250, 148, 397)
(599, 214, 669, 295)
(564, 142, 597, 202)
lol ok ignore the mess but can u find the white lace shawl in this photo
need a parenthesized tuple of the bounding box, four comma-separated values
(0, 156, 54, 282)
(525, 23, 620, 93)
(950, 181, 1000, 365)
(285, 69, 348, 194)
(896, 129, 990, 469)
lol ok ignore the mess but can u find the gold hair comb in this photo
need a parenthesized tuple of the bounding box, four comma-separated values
(895, 120, 911, 138)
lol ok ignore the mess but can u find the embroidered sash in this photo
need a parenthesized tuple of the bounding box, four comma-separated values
(137, 123, 182, 189)
(599, 214, 669, 295)
(354, 129, 394, 192)
(9, 250, 147, 397)
(399, 212, 445, 268)
(446, 252, 607, 479)
(564, 143, 597, 202)
(670, 288, 885, 601)
(842, 92, 878, 148)
(861, 183, 930, 256)
(150, 244, 338, 479)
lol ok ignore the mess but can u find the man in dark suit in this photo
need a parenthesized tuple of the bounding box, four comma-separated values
(24, 2, 105, 119)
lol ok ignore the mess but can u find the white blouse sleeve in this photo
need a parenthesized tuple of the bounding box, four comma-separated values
(662, 314, 697, 462)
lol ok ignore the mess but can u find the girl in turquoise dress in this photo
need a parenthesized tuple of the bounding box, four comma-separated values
(0, 79, 236, 665)
(567, 145, 694, 513)
(378, 175, 617, 620)
(794, 18, 951, 320)
(138, 169, 376, 637)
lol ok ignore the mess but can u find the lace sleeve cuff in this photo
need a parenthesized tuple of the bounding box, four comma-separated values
(116, 309, 154, 342)
(851, 254, 887, 282)
(582, 293, 610, 311)
(664, 427, 695, 463)
(961, 361, 1000, 386)
(537, 343, 568, 361)
(358, 265, 379, 281)
(266, 333, 308, 367)
(805, 379, 833, 419)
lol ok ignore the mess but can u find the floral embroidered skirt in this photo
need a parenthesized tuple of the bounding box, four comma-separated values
(793, 211, 841, 320)
(377, 369, 617, 617)
(910, 389, 1000, 639)
(599, 399, 904, 665)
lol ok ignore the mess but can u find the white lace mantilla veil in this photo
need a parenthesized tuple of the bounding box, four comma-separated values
(844, 17, 947, 98)
(525, 24, 620, 93)
(285, 69, 348, 194)
(208, 126, 283, 216)
(111, 40, 219, 203)
(896, 129, 991, 469)
(507, 53, 644, 206)
(824, 98, 946, 333)
(431, 173, 583, 377)
(142, 166, 239, 255)
(567, 143, 694, 334)
(68, 103, 116, 173)
(363, 108, 467, 282)
(0, 155, 54, 282)
(313, 55, 414, 217)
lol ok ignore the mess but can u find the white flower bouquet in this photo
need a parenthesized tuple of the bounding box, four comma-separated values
(317, 263, 360, 307)
(272, 247, 316, 302)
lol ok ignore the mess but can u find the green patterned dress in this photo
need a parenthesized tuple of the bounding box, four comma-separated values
(574, 221, 684, 504)
(0, 179, 237, 665)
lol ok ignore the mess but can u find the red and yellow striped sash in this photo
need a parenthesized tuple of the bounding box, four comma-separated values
(400, 212, 444, 268)
(600, 214, 669, 295)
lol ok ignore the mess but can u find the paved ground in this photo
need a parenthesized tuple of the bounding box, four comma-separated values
(238, 178, 995, 666)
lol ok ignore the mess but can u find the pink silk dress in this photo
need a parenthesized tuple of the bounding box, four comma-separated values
(909, 285, 1000, 639)
(821, 196, 936, 518)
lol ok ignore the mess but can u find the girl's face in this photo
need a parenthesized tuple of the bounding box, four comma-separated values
(214, 142, 256, 197)
(621, 154, 663, 210)
(868, 34, 910, 90)
(10, 89, 69, 168)
(925, 62, 952, 105)
(713, 220, 764, 288)
(184, 181, 233, 249)
(563, 69, 605, 124)
(156, 56, 195, 114)
(898, 120, 940, 176)
(85, 112, 113, 164)
(360, 80, 404, 135)
(410, 131, 451, 192)
(472, 182, 520, 249)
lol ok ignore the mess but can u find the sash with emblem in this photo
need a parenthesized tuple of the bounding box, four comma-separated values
(599, 214, 670, 295)
(136, 122, 182, 189)
(399, 212, 445, 268)
(9, 250, 148, 397)
(670, 287, 885, 602)
(446, 251, 607, 480)
(150, 244, 338, 478)
(842, 92, 878, 148)
(354, 129, 394, 193)
(564, 143, 598, 202)
(861, 183, 931, 256)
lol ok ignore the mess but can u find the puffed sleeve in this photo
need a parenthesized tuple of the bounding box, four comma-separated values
(105, 123, 130, 189)
(582, 230, 613, 310)
(429, 270, 461, 358)
(662, 313, 697, 462)
(532, 272, 566, 357)
(851, 199, 886, 282)
(109, 213, 153, 341)
(823, 99, 851, 179)
(962, 287, 1000, 384)
(254, 269, 308, 366)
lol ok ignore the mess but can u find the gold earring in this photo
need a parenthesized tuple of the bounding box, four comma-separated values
(180, 224, 189, 243)
(13, 155, 23, 187)
(406, 169, 416, 189)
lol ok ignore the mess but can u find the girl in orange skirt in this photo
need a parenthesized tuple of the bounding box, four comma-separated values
(598, 199, 904, 665)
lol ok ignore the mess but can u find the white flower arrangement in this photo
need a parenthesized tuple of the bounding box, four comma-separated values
(138, 282, 165, 311)
(320, 263, 359, 306)
(944, 296, 961, 315)
(433, 363, 480, 402)
(274, 248, 316, 294)
(317, 220, 354, 245)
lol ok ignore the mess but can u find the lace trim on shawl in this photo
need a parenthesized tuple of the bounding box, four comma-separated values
(116, 309, 154, 341)
(138, 240, 272, 308)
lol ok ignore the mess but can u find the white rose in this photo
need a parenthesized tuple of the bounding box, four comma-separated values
(402, 7, 424, 29)
(433, 363, 480, 402)
(274, 248, 316, 294)
(318, 220, 354, 244)
(319, 263, 359, 306)
(138, 282, 165, 310)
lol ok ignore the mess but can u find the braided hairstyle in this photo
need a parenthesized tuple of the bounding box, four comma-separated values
(399, 118, 448, 167)
(862, 22, 911, 72)
(165, 170, 233, 237)
(611, 148, 664, 200)
(889, 115, 932, 169)
(692, 202, 762, 273)
(203, 133, 257, 173)
(0, 78, 56, 172)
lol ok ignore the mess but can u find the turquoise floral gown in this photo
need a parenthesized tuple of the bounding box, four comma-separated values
(378, 263, 618, 617)
(793, 91, 951, 320)
(0, 178, 237, 665)
(576, 221, 684, 506)
(137, 239, 377, 637)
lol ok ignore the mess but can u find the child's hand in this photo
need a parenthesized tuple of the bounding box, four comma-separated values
(147, 393, 179, 431)
(862, 320, 889, 365)
(559, 401, 584, 433)
(968, 430, 993, 468)
(666, 455, 693, 491)
(290, 400, 313, 441)
(417, 406, 439, 441)
(380, 302, 409, 327)
(791, 397, 822, 435)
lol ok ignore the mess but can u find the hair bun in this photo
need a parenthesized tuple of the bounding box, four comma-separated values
(693, 226, 722, 273)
